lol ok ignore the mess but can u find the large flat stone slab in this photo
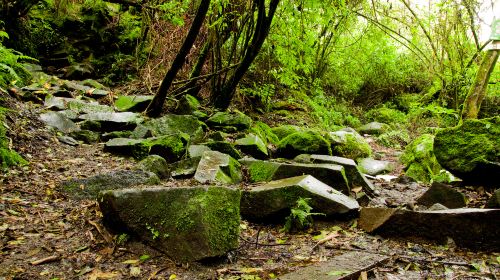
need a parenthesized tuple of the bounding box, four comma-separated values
(241, 175, 359, 221)
(99, 186, 241, 262)
(40, 111, 80, 134)
(240, 159, 350, 194)
(359, 207, 500, 250)
(61, 170, 160, 199)
(297, 154, 375, 196)
(104, 134, 189, 161)
(194, 151, 242, 184)
(79, 112, 143, 132)
(136, 114, 204, 142)
(280, 251, 389, 280)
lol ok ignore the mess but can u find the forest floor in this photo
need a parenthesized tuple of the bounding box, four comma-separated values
(1, 97, 499, 279)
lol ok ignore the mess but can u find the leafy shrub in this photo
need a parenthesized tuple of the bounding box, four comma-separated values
(377, 130, 411, 149)
(0, 31, 33, 88)
(0, 107, 27, 170)
(365, 106, 407, 126)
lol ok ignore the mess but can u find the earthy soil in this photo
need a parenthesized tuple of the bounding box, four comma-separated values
(1, 98, 499, 279)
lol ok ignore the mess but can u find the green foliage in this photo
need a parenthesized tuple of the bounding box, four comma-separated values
(377, 130, 411, 149)
(0, 33, 33, 88)
(282, 197, 324, 233)
(365, 106, 407, 126)
(0, 108, 28, 170)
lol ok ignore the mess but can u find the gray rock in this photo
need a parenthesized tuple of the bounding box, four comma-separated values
(486, 189, 500, 208)
(240, 159, 350, 194)
(296, 154, 375, 196)
(279, 251, 389, 280)
(67, 99, 113, 114)
(416, 182, 466, 209)
(57, 135, 79, 146)
(79, 112, 143, 132)
(40, 111, 80, 134)
(61, 170, 160, 199)
(98, 186, 241, 262)
(137, 155, 170, 179)
(357, 158, 395, 176)
(359, 207, 500, 250)
(235, 133, 268, 159)
(114, 95, 153, 112)
(188, 145, 212, 158)
(357, 122, 390, 135)
(329, 130, 372, 160)
(101, 131, 133, 141)
(194, 151, 242, 184)
(44, 95, 73, 110)
(427, 203, 449, 211)
(171, 157, 201, 178)
(241, 175, 359, 221)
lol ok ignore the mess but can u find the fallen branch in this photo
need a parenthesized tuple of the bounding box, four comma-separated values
(30, 255, 60, 265)
(311, 231, 340, 251)
(239, 236, 291, 247)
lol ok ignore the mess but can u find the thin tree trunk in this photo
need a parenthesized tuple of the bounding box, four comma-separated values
(212, 0, 280, 110)
(145, 0, 211, 117)
(461, 49, 499, 120)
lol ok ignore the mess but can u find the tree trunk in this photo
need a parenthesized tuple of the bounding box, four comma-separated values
(145, 0, 211, 117)
(461, 49, 499, 120)
(212, 0, 280, 110)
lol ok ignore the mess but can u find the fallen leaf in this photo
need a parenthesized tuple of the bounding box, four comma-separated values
(122, 259, 140, 265)
(130, 267, 141, 277)
(327, 270, 351, 276)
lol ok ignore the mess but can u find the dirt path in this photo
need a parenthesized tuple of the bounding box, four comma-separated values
(1, 101, 499, 279)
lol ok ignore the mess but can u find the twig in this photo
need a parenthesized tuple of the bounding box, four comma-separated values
(87, 220, 113, 244)
(239, 236, 291, 247)
(30, 255, 60, 265)
(255, 227, 262, 249)
(311, 231, 339, 251)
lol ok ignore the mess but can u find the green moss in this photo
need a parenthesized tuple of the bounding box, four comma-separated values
(433, 117, 499, 185)
(271, 125, 303, 140)
(377, 130, 411, 149)
(247, 161, 280, 182)
(332, 133, 372, 160)
(277, 130, 332, 159)
(205, 141, 242, 159)
(365, 106, 407, 125)
(0, 109, 27, 170)
(401, 134, 442, 183)
(206, 111, 253, 130)
(249, 121, 279, 145)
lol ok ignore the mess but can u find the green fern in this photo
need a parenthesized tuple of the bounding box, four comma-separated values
(282, 197, 325, 233)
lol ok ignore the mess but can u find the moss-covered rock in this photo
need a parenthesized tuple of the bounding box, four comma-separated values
(188, 144, 212, 158)
(400, 134, 442, 183)
(434, 117, 500, 186)
(68, 99, 113, 114)
(206, 111, 252, 131)
(70, 129, 100, 143)
(136, 114, 205, 143)
(250, 121, 279, 145)
(114, 95, 153, 112)
(271, 125, 303, 141)
(235, 133, 268, 159)
(241, 175, 359, 221)
(137, 155, 170, 179)
(99, 186, 241, 262)
(276, 130, 332, 159)
(61, 170, 160, 199)
(175, 94, 200, 115)
(104, 133, 189, 161)
(486, 189, 500, 208)
(329, 131, 372, 160)
(239, 159, 281, 183)
(170, 157, 201, 178)
(204, 141, 242, 160)
(194, 151, 242, 184)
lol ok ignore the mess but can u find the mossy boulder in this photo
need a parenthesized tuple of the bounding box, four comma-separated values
(171, 157, 202, 178)
(194, 151, 242, 184)
(400, 134, 442, 183)
(114, 95, 153, 112)
(61, 170, 160, 199)
(188, 144, 212, 158)
(204, 141, 242, 160)
(329, 131, 372, 160)
(486, 189, 500, 208)
(104, 133, 189, 161)
(235, 133, 268, 159)
(136, 114, 205, 143)
(434, 117, 500, 186)
(276, 130, 332, 159)
(137, 155, 170, 179)
(271, 125, 303, 141)
(239, 159, 282, 183)
(206, 111, 252, 131)
(69, 130, 100, 143)
(68, 99, 113, 114)
(250, 121, 279, 145)
(99, 186, 241, 262)
(175, 94, 200, 115)
(241, 175, 359, 221)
